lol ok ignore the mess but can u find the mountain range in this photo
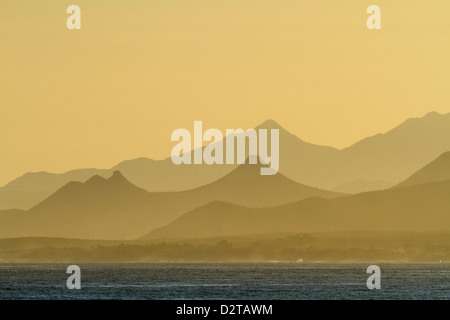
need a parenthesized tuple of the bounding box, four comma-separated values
(1, 111, 450, 211)
(0, 165, 341, 240)
(142, 149, 450, 239)
(2, 146, 450, 240)
(143, 180, 450, 240)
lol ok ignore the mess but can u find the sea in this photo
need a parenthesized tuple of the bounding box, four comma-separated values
(0, 263, 448, 300)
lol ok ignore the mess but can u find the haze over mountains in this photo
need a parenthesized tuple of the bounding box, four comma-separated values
(0, 166, 340, 240)
(2, 146, 448, 241)
(275, 111, 450, 190)
(1, 111, 450, 211)
(0, 112, 449, 258)
(143, 179, 450, 240)
(142, 152, 450, 239)
(0, 160, 235, 211)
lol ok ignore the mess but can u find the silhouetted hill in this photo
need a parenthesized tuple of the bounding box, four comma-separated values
(143, 180, 450, 240)
(188, 163, 342, 207)
(0, 171, 160, 239)
(396, 151, 450, 187)
(0, 165, 340, 239)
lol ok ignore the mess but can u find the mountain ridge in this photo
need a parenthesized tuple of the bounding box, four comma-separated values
(2, 111, 450, 210)
(142, 179, 450, 240)
(0, 163, 341, 239)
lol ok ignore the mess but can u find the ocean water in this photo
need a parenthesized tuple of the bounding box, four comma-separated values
(0, 263, 448, 300)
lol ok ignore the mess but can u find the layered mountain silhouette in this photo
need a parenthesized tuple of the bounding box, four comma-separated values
(143, 180, 450, 240)
(0, 169, 110, 210)
(2, 111, 450, 210)
(396, 151, 450, 187)
(0, 166, 341, 239)
(0, 162, 235, 211)
(275, 111, 450, 190)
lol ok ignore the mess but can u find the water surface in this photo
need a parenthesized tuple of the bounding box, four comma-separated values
(0, 263, 448, 300)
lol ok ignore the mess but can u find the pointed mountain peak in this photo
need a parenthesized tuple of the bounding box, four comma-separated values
(108, 170, 128, 182)
(256, 119, 283, 130)
(210, 162, 295, 187)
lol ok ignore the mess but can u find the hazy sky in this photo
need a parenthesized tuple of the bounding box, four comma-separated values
(1, 1, 450, 185)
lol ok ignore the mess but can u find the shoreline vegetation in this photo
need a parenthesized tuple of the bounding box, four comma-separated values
(1, 231, 449, 263)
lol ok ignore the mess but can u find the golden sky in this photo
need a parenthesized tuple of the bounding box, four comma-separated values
(1, 0, 450, 185)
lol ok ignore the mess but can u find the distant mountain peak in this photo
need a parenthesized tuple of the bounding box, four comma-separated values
(256, 119, 283, 130)
(109, 170, 128, 182)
